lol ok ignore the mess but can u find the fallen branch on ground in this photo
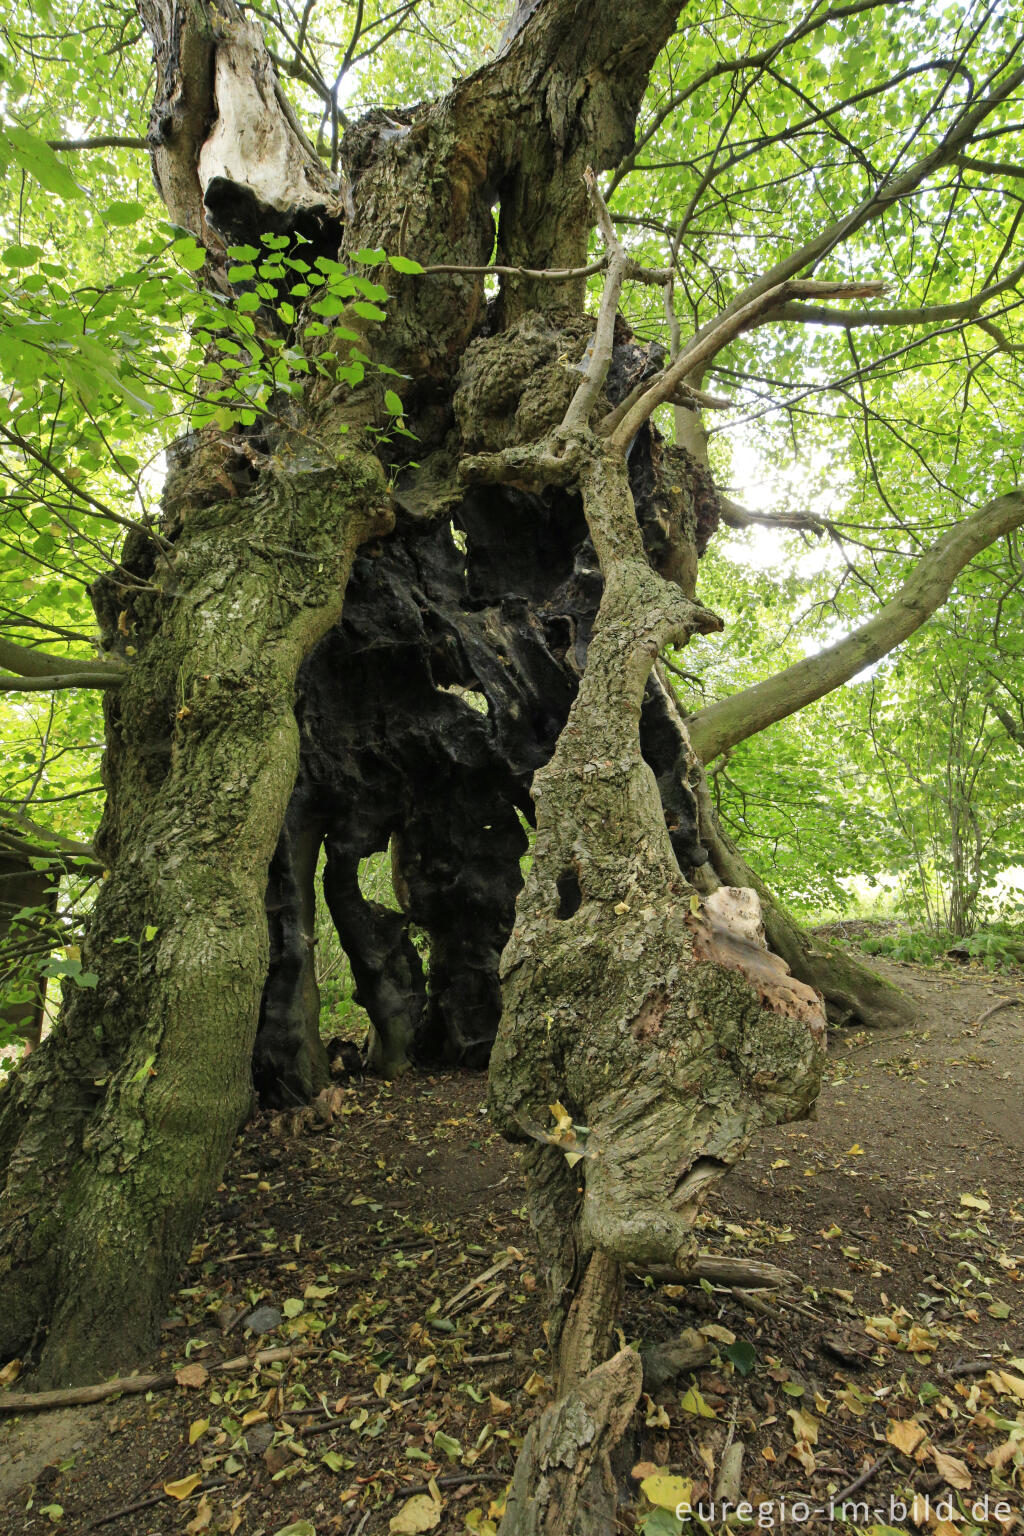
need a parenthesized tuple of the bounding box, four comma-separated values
(628, 1254, 799, 1289)
(0, 1344, 323, 1413)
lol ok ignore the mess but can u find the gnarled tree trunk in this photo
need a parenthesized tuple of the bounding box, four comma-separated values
(0, 0, 710, 1389)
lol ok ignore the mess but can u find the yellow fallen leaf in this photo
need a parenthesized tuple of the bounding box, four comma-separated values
(931, 1448, 972, 1491)
(770, 1159, 790, 1170)
(0, 1358, 22, 1387)
(789, 1440, 816, 1474)
(886, 1418, 927, 1455)
(389, 1493, 441, 1535)
(788, 1407, 818, 1444)
(175, 1362, 208, 1389)
(679, 1386, 717, 1418)
(523, 1371, 548, 1396)
(163, 1473, 202, 1500)
(188, 1418, 210, 1445)
(488, 1391, 511, 1416)
(641, 1475, 693, 1512)
(837, 1387, 871, 1416)
(761, 1446, 776, 1463)
(986, 1438, 1023, 1473)
(548, 1101, 572, 1134)
(185, 1493, 212, 1535)
(990, 1369, 1024, 1403)
(847, 1144, 865, 1156)
(959, 1192, 991, 1212)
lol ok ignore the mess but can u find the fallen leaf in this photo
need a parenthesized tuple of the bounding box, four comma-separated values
(886, 1419, 927, 1456)
(433, 1429, 462, 1460)
(175, 1363, 208, 1389)
(789, 1440, 816, 1474)
(164, 1473, 203, 1500)
(631, 1461, 661, 1481)
(787, 1407, 819, 1445)
(548, 1102, 573, 1134)
(959, 1193, 991, 1213)
(679, 1385, 717, 1418)
(0, 1358, 22, 1387)
(188, 1417, 210, 1445)
(931, 1448, 972, 1491)
(488, 1391, 511, 1416)
(641, 1474, 693, 1511)
(989, 1369, 1024, 1403)
(186, 1493, 213, 1534)
(389, 1494, 441, 1534)
(986, 1438, 1023, 1474)
(699, 1324, 736, 1345)
(523, 1371, 547, 1396)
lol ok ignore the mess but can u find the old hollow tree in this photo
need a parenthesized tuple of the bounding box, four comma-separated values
(0, 0, 1022, 1511)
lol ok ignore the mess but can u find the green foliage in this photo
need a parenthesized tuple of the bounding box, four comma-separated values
(860, 924, 1024, 971)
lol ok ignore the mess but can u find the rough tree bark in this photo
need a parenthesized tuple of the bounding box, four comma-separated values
(477, 297, 825, 1529)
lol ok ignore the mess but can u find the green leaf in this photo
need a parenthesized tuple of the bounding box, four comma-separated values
(384, 388, 404, 417)
(351, 301, 387, 322)
(172, 238, 207, 272)
(351, 247, 386, 265)
(103, 201, 148, 227)
(388, 255, 425, 274)
(724, 1339, 756, 1376)
(1, 125, 83, 198)
(3, 243, 44, 269)
(432, 1429, 462, 1459)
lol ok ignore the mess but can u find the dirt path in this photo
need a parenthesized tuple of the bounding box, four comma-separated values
(2, 957, 1021, 1535)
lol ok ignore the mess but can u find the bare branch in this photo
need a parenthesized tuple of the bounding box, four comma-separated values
(605, 280, 885, 451)
(561, 169, 629, 432)
(753, 258, 1024, 330)
(47, 135, 148, 152)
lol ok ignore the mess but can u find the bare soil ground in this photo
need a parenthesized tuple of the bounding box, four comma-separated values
(2, 955, 1022, 1536)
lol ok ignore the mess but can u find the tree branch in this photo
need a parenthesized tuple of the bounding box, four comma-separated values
(605, 280, 885, 451)
(0, 815, 102, 873)
(0, 638, 126, 691)
(47, 136, 148, 152)
(686, 488, 1024, 763)
(683, 60, 1024, 351)
(718, 496, 833, 536)
(753, 258, 1024, 330)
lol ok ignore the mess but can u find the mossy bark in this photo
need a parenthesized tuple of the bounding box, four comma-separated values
(0, 445, 390, 1385)
(485, 438, 825, 1536)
